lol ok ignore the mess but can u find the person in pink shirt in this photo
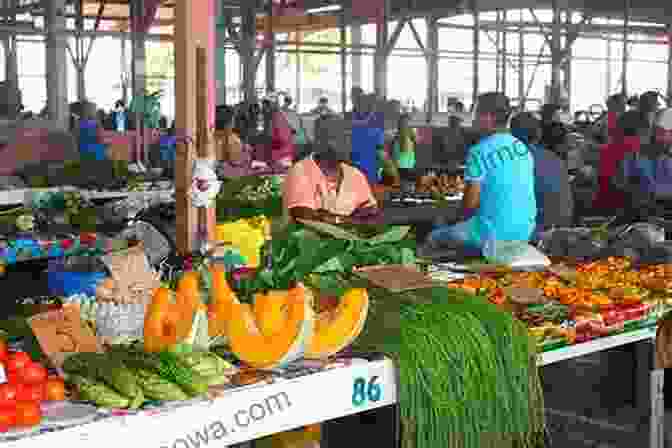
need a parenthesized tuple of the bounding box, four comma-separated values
(283, 119, 379, 225)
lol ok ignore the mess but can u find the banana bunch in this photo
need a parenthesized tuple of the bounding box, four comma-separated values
(247, 215, 271, 237)
(15, 214, 35, 232)
(63, 191, 84, 216)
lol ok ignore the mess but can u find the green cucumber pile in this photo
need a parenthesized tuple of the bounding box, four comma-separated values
(62, 349, 234, 409)
(351, 284, 545, 448)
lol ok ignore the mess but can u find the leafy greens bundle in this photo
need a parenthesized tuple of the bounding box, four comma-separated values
(232, 221, 416, 299)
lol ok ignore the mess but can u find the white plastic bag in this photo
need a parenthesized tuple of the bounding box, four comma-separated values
(483, 240, 551, 269)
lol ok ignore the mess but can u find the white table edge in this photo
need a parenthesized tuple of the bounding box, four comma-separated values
(538, 327, 656, 366)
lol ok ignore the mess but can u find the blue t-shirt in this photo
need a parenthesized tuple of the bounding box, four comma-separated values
(351, 112, 384, 184)
(620, 152, 672, 199)
(464, 133, 536, 243)
(528, 143, 572, 230)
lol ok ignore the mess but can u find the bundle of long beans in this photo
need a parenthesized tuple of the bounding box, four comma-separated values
(349, 282, 545, 448)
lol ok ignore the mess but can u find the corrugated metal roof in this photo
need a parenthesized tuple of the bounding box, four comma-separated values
(290, 0, 671, 24)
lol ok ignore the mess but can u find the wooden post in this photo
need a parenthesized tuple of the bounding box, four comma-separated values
(174, 0, 216, 255)
(196, 46, 216, 244)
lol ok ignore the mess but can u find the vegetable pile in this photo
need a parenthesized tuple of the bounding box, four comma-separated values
(349, 284, 545, 448)
(63, 349, 235, 408)
(216, 176, 283, 222)
(447, 257, 667, 348)
(234, 221, 416, 298)
(0, 342, 66, 432)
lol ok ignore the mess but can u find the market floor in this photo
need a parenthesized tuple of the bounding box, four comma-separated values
(541, 346, 653, 448)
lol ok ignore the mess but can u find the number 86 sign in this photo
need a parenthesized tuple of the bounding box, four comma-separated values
(352, 376, 382, 407)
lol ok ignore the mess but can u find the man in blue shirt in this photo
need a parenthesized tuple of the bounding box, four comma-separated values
(423, 92, 537, 251)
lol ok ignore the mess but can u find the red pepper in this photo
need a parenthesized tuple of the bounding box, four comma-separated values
(79, 233, 97, 245)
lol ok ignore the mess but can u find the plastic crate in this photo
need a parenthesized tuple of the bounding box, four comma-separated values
(47, 268, 107, 297)
(80, 143, 107, 161)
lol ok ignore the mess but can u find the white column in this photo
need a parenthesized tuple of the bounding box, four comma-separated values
(45, 0, 69, 129)
(667, 25, 672, 106)
(351, 22, 362, 89)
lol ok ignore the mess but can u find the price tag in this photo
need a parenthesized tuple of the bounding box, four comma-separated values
(350, 362, 384, 408)
(0, 364, 6, 384)
(28, 304, 102, 368)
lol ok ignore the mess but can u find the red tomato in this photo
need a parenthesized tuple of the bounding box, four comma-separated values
(19, 363, 47, 385)
(14, 401, 40, 427)
(0, 383, 17, 403)
(0, 341, 8, 362)
(16, 384, 43, 402)
(6, 352, 31, 372)
(43, 378, 66, 401)
(0, 404, 16, 429)
(6, 371, 20, 384)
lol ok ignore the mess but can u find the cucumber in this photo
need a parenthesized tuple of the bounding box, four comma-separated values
(70, 375, 131, 408)
(62, 352, 142, 400)
(134, 369, 189, 402)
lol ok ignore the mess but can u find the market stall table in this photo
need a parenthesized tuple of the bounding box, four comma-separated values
(0, 186, 174, 207)
(432, 259, 667, 448)
(1, 357, 397, 448)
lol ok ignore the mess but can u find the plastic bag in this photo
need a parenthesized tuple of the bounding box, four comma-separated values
(215, 217, 270, 267)
(537, 227, 605, 259)
(98, 243, 160, 305)
(483, 240, 551, 269)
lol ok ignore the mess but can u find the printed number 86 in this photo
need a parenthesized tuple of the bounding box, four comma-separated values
(352, 376, 382, 407)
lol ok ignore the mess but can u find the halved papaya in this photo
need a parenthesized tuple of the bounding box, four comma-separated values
(305, 288, 369, 359)
(227, 285, 314, 369)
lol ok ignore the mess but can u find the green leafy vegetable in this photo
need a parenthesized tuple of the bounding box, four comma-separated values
(230, 223, 417, 300)
(367, 225, 412, 245)
(296, 219, 363, 240)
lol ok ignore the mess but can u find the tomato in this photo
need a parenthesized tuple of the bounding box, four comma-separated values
(43, 378, 65, 401)
(19, 363, 47, 385)
(6, 370, 20, 384)
(0, 383, 17, 403)
(0, 404, 16, 429)
(14, 401, 40, 427)
(6, 352, 31, 372)
(0, 341, 8, 362)
(16, 384, 43, 402)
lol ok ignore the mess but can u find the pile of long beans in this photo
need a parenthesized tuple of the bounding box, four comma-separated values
(353, 285, 545, 448)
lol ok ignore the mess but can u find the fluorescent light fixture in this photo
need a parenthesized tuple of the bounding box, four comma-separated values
(306, 5, 342, 14)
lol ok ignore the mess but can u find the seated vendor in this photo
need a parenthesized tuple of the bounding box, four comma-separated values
(422, 92, 536, 252)
(510, 112, 573, 234)
(283, 125, 380, 226)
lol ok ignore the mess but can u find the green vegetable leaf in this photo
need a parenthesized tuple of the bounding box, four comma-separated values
(313, 256, 345, 273)
(256, 269, 275, 289)
(399, 247, 417, 265)
(367, 226, 412, 245)
(294, 238, 347, 278)
(296, 219, 363, 240)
